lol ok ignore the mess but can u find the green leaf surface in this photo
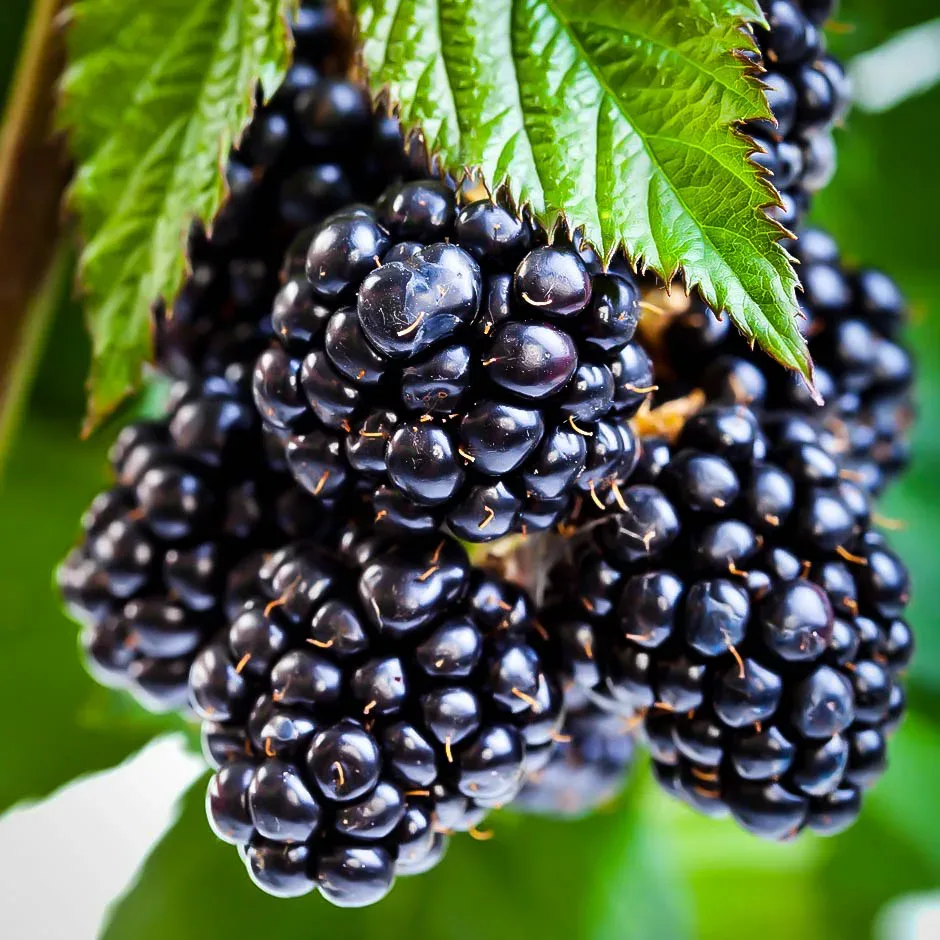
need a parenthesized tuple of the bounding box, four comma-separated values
(354, 0, 811, 384)
(104, 772, 689, 940)
(61, 0, 294, 427)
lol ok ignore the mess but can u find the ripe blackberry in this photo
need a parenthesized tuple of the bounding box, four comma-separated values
(545, 404, 912, 839)
(154, 1, 411, 380)
(658, 230, 914, 494)
(515, 703, 637, 818)
(253, 180, 654, 541)
(191, 535, 565, 904)
(57, 374, 341, 712)
(746, 0, 849, 228)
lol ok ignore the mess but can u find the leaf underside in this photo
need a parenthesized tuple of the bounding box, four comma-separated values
(61, 0, 295, 428)
(355, 0, 813, 386)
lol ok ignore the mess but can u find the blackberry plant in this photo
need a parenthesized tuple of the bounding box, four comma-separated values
(190, 534, 564, 904)
(57, 2, 412, 711)
(545, 404, 911, 838)
(153, 8, 411, 381)
(16, 0, 920, 923)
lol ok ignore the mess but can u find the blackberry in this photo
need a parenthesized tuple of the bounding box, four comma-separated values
(515, 703, 637, 817)
(746, 1, 849, 228)
(658, 231, 915, 494)
(57, 375, 341, 712)
(191, 535, 565, 904)
(154, 1, 411, 381)
(545, 404, 912, 839)
(253, 180, 654, 541)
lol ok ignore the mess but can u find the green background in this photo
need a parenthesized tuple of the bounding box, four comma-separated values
(1, 2, 938, 937)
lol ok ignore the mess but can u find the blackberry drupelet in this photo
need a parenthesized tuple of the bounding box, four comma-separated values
(191, 534, 565, 904)
(57, 374, 340, 712)
(154, 0, 411, 380)
(545, 403, 912, 839)
(658, 229, 915, 494)
(515, 702, 637, 818)
(747, 0, 849, 228)
(253, 179, 654, 541)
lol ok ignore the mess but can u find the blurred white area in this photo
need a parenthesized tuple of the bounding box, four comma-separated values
(877, 892, 940, 940)
(0, 734, 203, 940)
(850, 19, 940, 113)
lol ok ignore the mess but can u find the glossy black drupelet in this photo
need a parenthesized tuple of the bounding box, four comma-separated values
(545, 404, 911, 839)
(747, 0, 849, 228)
(57, 374, 339, 712)
(154, 1, 411, 380)
(191, 535, 565, 905)
(659, 229, 915, 495)
(514, 703, 637, 818)
(253, 179, 654, 541)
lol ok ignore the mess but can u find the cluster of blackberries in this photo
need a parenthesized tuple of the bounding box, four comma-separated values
(55, 0, 918, 910)
(659, 228, 914, 496)
(56, 373, 342, 711)
(748, 0, 849, 228)
(545, 404, 911, 838)
(191, 534, 563, 904)
(253, 179, 653, 542)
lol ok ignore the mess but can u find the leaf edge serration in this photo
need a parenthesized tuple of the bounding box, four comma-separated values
(347, 0, 817, 398)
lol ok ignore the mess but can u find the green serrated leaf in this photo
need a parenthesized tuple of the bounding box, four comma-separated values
(354, 0, 812, 385)
(61, 0, 295, 428)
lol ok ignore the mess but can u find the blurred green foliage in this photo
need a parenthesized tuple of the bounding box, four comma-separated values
(0, 0, 31, 107)
(105, 771, 692, 940)
(0, 257, 173, 816)
(0, 1, 938, 938)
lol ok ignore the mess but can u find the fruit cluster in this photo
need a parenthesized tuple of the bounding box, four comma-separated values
(545, 404, 911, 838)
(57, 374, 338, 711)
(192, 533, 562, 904)
(56, 0, 918, 909)
(253, 181, 652, 541)
(58, 1, 411, 710)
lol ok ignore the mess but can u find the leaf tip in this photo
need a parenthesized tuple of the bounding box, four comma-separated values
(801, 362, 825, 407)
